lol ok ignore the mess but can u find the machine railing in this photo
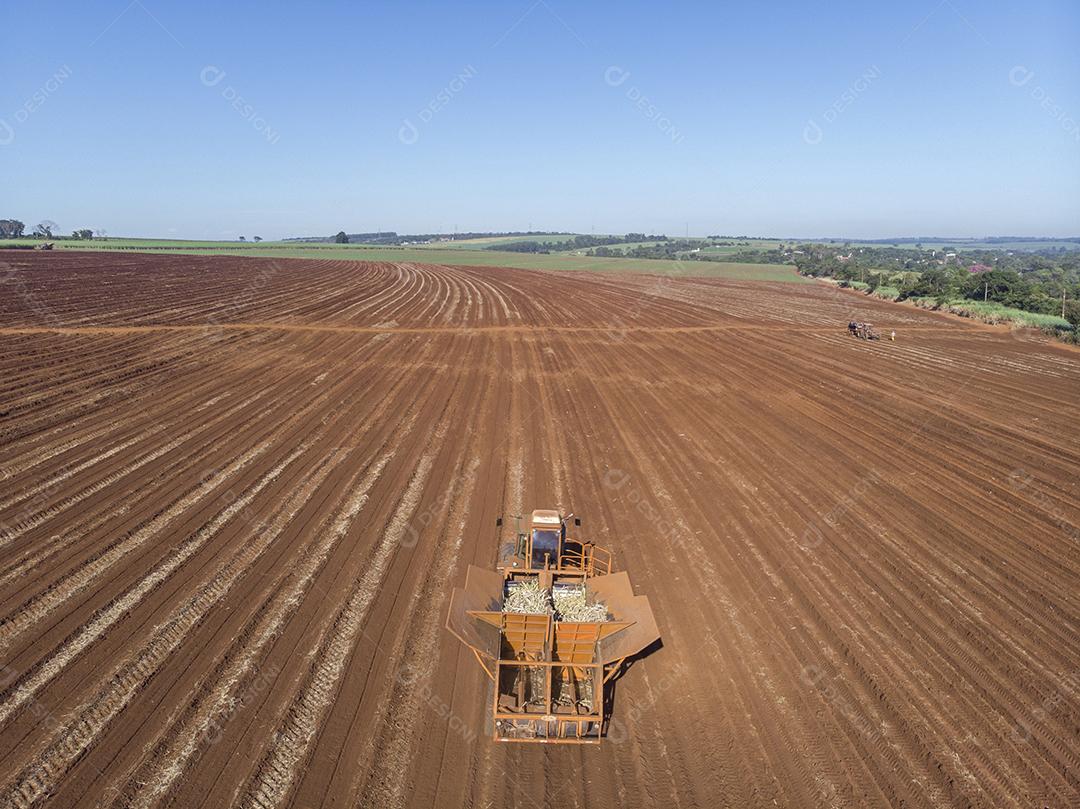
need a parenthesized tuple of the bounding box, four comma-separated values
(559, 542, 612, 577)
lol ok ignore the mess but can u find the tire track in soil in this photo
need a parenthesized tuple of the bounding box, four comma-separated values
(246, 333, 478, 809)
(0, 441, 273, 658)
(0, 388, 271, 582)
(0, 358, 382, 772)
(4, 339, 405, 805)
(0, 443, 317, 809)
(241, 421, 449, 809)
(347, 341, 491, 808)
(132, 443, 397, 809)
(0, 357, 340, 635)
(144, 337, 459, 809)
(117, 343, 432, 809)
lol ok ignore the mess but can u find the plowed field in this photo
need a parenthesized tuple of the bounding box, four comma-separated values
(0, 252, 1077, 808)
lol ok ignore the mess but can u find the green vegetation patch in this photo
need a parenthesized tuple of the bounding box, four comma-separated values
(8, 238, 805, 282)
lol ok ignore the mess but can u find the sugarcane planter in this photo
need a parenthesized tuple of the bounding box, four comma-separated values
(446, 509, 661, 744)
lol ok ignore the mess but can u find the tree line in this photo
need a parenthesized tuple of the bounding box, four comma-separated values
(497, 233, 669, 254)
(1, 218, 102, 240)
(789, 243, 1080, 331)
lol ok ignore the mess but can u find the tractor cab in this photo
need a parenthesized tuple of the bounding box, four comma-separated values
(497, 509, 612, 579)
(527, 509, 562, 569)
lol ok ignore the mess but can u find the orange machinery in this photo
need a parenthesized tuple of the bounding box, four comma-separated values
(446, 509, 660, 743)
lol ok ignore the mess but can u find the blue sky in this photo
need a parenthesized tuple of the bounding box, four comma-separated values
(3, 0, 1078, 239)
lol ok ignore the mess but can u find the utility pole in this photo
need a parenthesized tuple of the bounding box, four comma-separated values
(1063, 287, 1067, 319)
(984, 281, 988, 301)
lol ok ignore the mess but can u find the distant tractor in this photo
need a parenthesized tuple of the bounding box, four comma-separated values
(446, 509, 660, 744)
(35, 242, 54, 250)
(848, 320, 879, 340)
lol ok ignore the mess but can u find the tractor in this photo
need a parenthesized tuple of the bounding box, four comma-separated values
(848, 321, 879, 340)
(446, 509, 660, 744)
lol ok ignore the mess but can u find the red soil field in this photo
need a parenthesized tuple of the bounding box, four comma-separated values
(0, 252, 1077, 808)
